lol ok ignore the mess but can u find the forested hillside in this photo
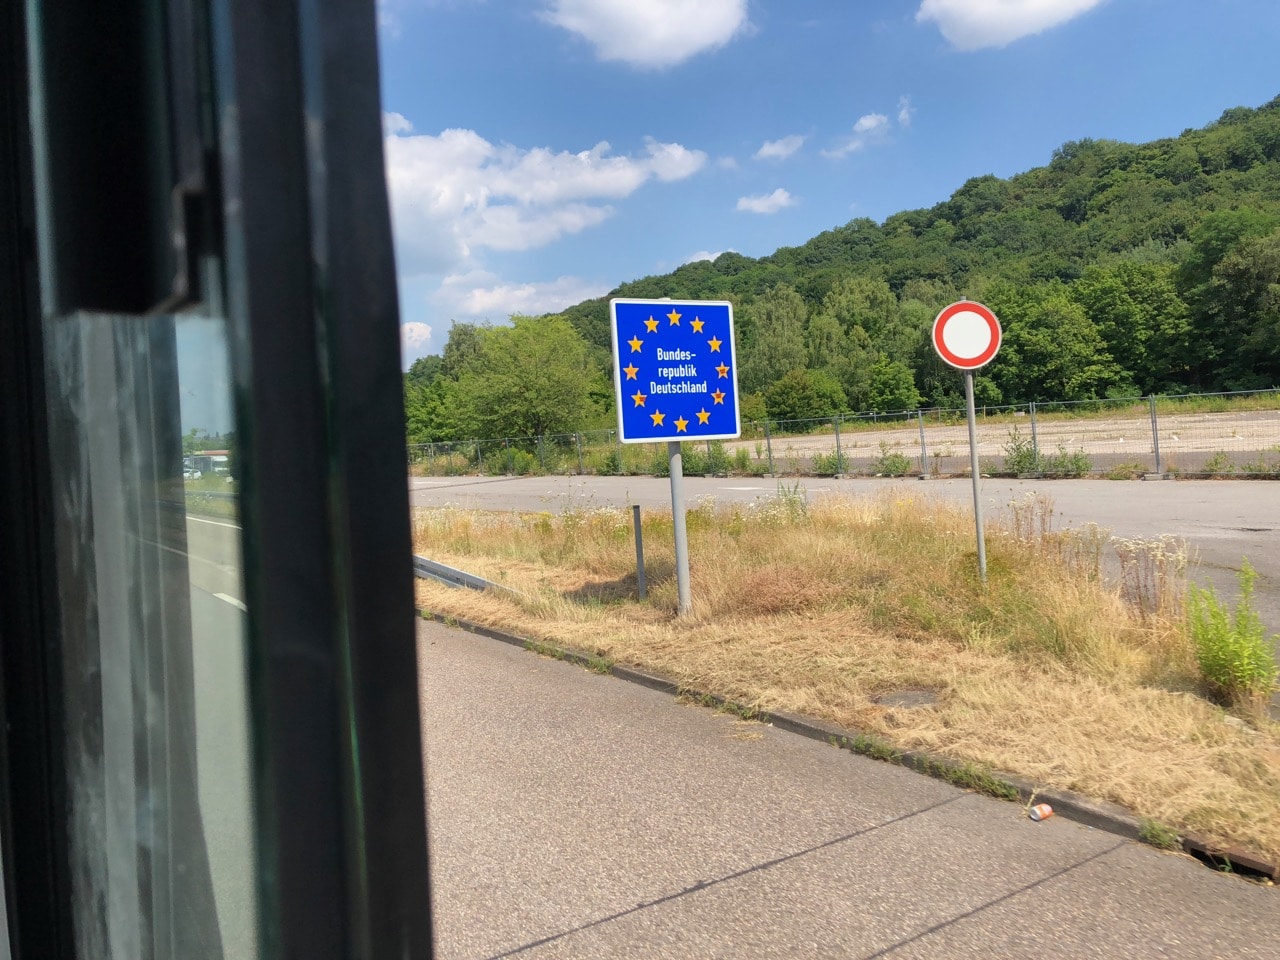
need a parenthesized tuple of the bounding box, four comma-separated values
(408, 96, 1280, 442)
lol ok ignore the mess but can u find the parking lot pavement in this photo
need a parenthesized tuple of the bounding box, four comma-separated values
(420, 619, 1279, 960)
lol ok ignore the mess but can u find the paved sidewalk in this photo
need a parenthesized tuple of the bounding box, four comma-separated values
(419, 619, 1278, 959)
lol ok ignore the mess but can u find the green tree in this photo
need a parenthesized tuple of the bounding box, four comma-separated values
(991, 284, 1121, 402)
(866, 355, 922, 412)
(182, 428, 209, 456)
(405, 354, 442, 390)
(1197, 229, 1280, 388)
(764, 368, 846, 423)
(822, 276, 897, 341)
(1071, 261, 1192, 392)
(449, 315, 605, 440)
(739, 284, 807, 393)
(439, 321, 487, 378)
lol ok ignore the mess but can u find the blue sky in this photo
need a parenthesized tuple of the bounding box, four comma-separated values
(378, 0, 1280, 367)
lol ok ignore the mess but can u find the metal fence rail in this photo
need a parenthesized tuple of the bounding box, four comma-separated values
(407, 388, 1280, 480)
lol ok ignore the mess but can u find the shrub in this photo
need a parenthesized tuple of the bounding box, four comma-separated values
(1187, 560, 1279, 713)
(682, 447, 709, 475)
(1041, 444, 1092, 477)
(873, 441, 912, 477)
(1002, 426, 1041, 475)
(698, 440, 731, 476)
(1105, 461, 1146, 480)
(510, 450, 538, 475)
(811, 450, 848, 475)
(647, 446, 670, 477)
(598, 449, 621, 476)
(1203, 451, 1235, 475)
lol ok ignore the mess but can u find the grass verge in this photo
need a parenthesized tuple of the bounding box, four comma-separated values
(412, 490, 1280, 865)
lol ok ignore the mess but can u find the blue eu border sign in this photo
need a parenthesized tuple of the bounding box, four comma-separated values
(609, 299, 741, 443)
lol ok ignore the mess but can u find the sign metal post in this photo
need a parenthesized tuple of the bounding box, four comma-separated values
(932, 300, 1002, 583)
(609, 299, 740, 616)
(963, 371, 987, 579)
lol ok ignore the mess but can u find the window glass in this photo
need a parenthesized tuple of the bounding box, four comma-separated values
(38, 309, 258, 960)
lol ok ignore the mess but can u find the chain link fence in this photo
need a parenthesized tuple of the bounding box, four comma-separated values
(407, 389, 1280, 480)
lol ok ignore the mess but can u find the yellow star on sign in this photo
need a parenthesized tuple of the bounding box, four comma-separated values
(650, 410, 665, 426)
(623, 363, 639, 380)
(707, 335, 722, 352)
(666, 310, 681, 326)
(696, 408, 711, 425)
(674, 416, 689, 433)
(628, 335, 644, 353)
(716, 363, 730, 378)
(712, 389, 725, 405)
(644, 316, 660, 333)
(690, 317, 705, 333)
(631, 390, 646, 407)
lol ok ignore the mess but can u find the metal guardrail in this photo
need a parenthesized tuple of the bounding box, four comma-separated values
(412, 555, 523, 599)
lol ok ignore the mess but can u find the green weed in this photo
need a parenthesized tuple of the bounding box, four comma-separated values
(1041, 444, 1092, 477)
(1202, 451, 1235, 476)
(873, 441, 912, 477)
(811, 450, 849, 475)
(1187, 560, 1279, 714)
(1140, 819, 1182, 850)
(1002, 426, 1041, 475)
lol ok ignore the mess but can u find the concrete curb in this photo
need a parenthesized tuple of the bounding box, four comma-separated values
(417, 609, 1279, 882)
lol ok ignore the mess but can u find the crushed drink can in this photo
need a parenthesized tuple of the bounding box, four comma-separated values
(1029, 803, 1054, 822)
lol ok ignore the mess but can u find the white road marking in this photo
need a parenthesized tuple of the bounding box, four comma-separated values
(214, 592, 248, 612)
(187, 515, 241, 530)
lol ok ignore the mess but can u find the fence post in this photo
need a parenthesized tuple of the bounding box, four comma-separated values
(833, 415, 843, 475)
(706, 437, 713, 475)
(632, 504, 647, 601)
(917, 410, 928, 477)
(764, 420, 775, 475)
(576, 432, 584, 475)
(428, 443, 435, 476)
(615, 430, 623, 475)
(1029, 402, 1040, 470)
(1149, 396, 1162, 475)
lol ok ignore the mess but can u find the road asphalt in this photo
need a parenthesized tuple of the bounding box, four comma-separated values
(420, 619, 1278, 960)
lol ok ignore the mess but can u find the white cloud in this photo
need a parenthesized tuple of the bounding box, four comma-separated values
(400, 321, 434, 367)
(853, 114, 889, 135)
(755, 135, 805, 161)
(435, 271, 611, 318)
(543, 0, 749, 68)
(377, 0, 403, 38)
(685, 249, 736, 264)
(383, 111, 413, 136)
(822, 113, 890, 159)
(644, 138, 709, 181)
(916, 0, 1106, 51)
(716, 156, 739, 170)
(898, 96, 914, 127)
(384, 125, 707, 276)
(736, 188, 795, 215)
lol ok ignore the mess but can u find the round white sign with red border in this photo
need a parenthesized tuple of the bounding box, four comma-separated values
(932, 300, 1001, 370)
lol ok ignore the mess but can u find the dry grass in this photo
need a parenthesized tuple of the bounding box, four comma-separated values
(411, 489, 1280, 864)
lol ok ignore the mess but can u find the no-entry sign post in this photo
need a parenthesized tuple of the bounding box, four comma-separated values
(932, 301, 1002, 582)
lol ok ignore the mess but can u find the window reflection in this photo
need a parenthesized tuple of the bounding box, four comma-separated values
(38, 310, 257, 959)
